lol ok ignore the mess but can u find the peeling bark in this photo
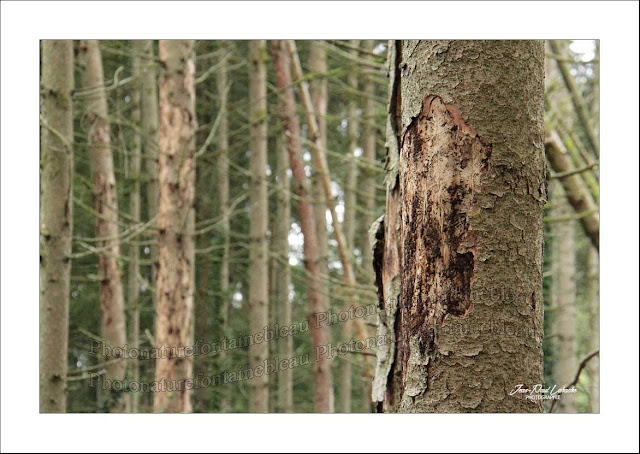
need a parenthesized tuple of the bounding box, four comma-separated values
(375, 40, 546, 413)
(40, 40, 74, 413)
(154, 40, 196, 413)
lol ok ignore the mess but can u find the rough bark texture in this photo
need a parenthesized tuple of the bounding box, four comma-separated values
(135, 40, 160, 292)
(545, 131, 599, 250)
(275, 136, 293, 412)
(154, 40, 196, 413)
(78, 40, 128, 411)
(374, 40, 546, 413)
(216, 40, 232, 413)
(270, 40, 334, 413)
(40, 40, 74, 413)
(550, 182, 577, 413)
(248, 40, 270, 413)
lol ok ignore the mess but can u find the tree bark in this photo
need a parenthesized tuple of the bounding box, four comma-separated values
(587, 246, 599, 412)
(275, 135, 293, 413)
(550, 182, 577, 413)
(40, 40, 74, 413)
(248, 40, 270, 413)
(217, 40, 232, 413)
(270, 40, 334, 413)
(340, 39, 360, 413)
(309, 43, 331, 397)
(78, 40, 128, 412)
(128, 41, 143, 413)
(545, 131, 599, 250)
(153, 40, 196, 413)
(135, 40, 160, 294)
(373, 40, 547, 413)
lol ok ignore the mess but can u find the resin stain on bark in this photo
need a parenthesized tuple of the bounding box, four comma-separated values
(398, 95, 492, 392)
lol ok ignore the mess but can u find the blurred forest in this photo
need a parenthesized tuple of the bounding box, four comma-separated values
(39, 39, 599, 413)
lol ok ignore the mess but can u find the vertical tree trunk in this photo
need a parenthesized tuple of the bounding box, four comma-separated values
(154, 40, 196, 413)
(309, 43, 331, 376)
(358, 40, 377, 279)
(275, 135, 293, 413)
(128, 41, 143, 413)
(78, 40, 128, 412)
(550, 182, 577, 413)
(270, 40, 334, 413)
(587, 246, 599, 412)
(373, 40, 546, 413)
(340, 39, 360, 413)
(40, 40, 74, 413)
(135, 40, 160, 294)
(248, 40, 270, 413)
(358, 40, 378, 412)
(217, 40, 232, 413)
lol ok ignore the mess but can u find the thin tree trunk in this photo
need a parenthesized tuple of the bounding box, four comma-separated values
(358, 40, 378, 412)
(551, 182, 577, 413)
(128, 41, 143, 413)
(40, 40, 74, 413)
(78, 40, 127, 412)
(359, 40, 377, 279)
(275, 135, 293, 413)
(309, 43, 331, 400)
(154, 40, 196, 413)
(248, 40, 270, 413)
(545, 131, 599, 250)
(135, 40, 160, 301)
(270, 40, 334, 413)
(373, 40, 546, 413)
(217, 40, 232, 413)
(340, 39, 360, 413)
(587, 246, 599, 412)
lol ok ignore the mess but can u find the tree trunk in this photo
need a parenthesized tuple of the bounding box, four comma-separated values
(340, 39, 360, 413)
(373, 40, 546, 413)
(40, 40, 74, 413)
(135, 40, 160, 295)
(309, 44, 331, 402)
(129, 41, 143, 413)
(248, 40, 270, 413)
(275, 135, 293, 413)
(217, 40, 232, 413)
(270, 39, 334, 413)
(78, 40, 128, 412)
(550, 182, 577, 413)
(587, 246, 599, 412)
(154, 40, 196, 413)
(545, 131, 599, 250)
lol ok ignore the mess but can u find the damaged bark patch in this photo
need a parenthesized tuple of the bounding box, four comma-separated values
(398, 95, 492, 382)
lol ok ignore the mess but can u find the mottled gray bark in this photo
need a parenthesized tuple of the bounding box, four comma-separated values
(248, 40, 270, 413)
(40, 40, 74, 413)
(374, 40, 546, 413)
